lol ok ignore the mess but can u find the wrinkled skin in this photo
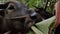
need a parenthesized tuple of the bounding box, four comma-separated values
(0, 1, 42, 34)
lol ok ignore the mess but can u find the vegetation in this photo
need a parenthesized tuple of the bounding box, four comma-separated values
(0, 0, 56, 34)
(18, 0, 56, 34)
(19, 0, 56, 13)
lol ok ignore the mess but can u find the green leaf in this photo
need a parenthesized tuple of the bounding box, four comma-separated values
(29, 30, 35, 34)
(31, 26, 43, 34)
(29, 16, 55, 34)
(35, 16, 55, 34)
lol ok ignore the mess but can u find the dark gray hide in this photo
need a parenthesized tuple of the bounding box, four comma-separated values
(0, 1, 36, 34)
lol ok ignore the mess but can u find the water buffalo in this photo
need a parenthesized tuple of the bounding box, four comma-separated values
(0, 1, 42, 34)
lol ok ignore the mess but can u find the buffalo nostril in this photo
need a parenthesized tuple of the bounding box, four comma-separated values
(30, 12, 37, 20)
(0, 9, 5, 16)
(31, 12, 37, 16)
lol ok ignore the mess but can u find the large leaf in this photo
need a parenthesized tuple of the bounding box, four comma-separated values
(28, 30, 35, 34)
(31, 26, 43, 34)
(29, 16, 55, 34)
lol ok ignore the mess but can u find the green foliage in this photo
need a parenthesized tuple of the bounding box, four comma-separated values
(29, 16, 55, 34)
(29, 30, 35, 34)
(18, 0, 56, 13)
(27, 0, 45, 8)
(0, 0, 4, 3)
(49, 21, 55, 29)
